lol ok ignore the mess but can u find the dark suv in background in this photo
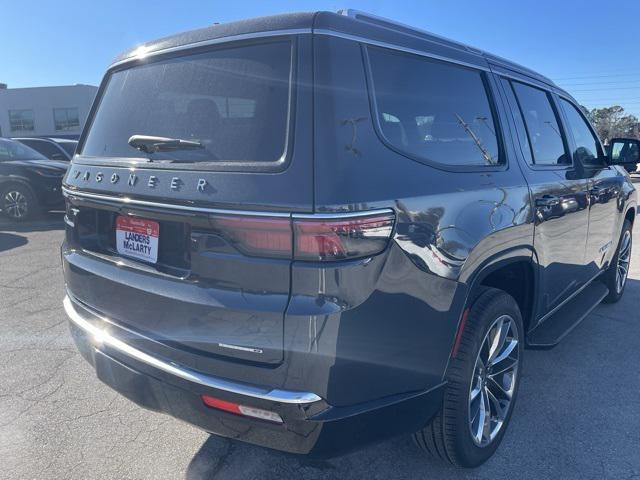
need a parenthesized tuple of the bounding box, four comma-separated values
(61, 10, 636, 467)
(0, 138, 66, 220)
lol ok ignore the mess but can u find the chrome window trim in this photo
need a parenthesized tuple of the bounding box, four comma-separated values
(109, 28, 312, 69)
(63, 294, 322, 404)
(313, 29, 491, 72)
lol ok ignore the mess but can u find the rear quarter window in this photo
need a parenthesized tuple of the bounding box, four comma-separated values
(366, 46, 502, 167)
(81, 40, 293, 166)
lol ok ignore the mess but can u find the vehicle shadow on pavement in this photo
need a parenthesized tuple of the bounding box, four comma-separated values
(0, 232, 28, 253)
(185, 433, 428, 480)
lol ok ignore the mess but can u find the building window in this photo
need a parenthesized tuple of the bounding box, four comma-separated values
(53, 107, 80, 131)
(9, 109, 35, 132)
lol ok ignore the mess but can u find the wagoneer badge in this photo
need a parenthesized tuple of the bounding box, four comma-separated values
(68, 168, 209, 193)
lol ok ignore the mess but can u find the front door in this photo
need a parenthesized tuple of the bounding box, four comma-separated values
(499, 78, 591, 319)
(558, 97, 623, 277)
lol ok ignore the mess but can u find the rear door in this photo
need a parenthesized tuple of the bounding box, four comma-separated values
(499, 77, 591, 318)
(64, 34, 313, 366)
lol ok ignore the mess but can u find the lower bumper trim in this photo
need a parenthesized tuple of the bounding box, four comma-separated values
(63, 295, 322, 405)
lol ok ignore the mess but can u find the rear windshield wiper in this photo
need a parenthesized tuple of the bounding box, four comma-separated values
(128, 135, 204, 154)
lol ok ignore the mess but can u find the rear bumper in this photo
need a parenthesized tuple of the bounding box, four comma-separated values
(64, 294, 445, 457)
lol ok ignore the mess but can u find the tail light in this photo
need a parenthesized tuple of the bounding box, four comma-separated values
(210, 214, 291, 258)
(293, 212, 395, 261)
(209, 210, 395, 261)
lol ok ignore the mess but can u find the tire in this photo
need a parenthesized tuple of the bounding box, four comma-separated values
(0, 183, 38, 221)
(413, 288, 524, 468)
(601, 220, 633, 304)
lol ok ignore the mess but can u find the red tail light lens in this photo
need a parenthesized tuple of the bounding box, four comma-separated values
(207, 211, 395, 261)
(293, 212, 395, 261)
(210, 215, 292, 258)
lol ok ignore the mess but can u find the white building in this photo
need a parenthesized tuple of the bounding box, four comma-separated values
(0, 83, 98, 138)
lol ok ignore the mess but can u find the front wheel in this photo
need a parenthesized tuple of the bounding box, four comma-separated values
(414, 288, 524, 467)
(601, 220, 633, 303)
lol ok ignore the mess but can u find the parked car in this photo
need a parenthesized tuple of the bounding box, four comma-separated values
(608, 137, 640, 173)
(13, 137, 78, 162)
(0, 138, 66, 220)
(60, 10, 637, 467)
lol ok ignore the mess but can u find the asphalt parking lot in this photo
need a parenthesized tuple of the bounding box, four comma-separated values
(1, 194, 639, 480)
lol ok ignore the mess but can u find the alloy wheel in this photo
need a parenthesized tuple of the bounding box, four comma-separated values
(3, 190, 29, 219)
(616, 230, 632, 294)
(468, 314, 520, 447)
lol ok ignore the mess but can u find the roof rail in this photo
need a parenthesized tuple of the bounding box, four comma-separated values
(337, 9, 482, 55)
(337, 9, 556, 87)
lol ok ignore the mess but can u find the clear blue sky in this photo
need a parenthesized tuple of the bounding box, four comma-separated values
(2, 0, 639, 116)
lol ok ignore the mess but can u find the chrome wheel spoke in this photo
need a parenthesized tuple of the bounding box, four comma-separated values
(487, 318, 508, 365)
(473, 388, 487, 444)
(470, 379, 482, 403)
(489, 338, 518, 367)
(488, 356, 518, 377)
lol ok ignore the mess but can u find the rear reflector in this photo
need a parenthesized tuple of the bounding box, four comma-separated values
(201, 394, 283, 423)
(207, 210, 395, 261)
(294, 212, 395, 261)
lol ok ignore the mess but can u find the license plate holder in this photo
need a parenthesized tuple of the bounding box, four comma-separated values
(115, 216, 160, 264)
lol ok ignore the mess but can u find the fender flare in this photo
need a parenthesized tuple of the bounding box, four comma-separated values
(443, 245, 539, 376)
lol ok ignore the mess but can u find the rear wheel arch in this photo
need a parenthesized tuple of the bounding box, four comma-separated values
(462, 251, 538, 336)
(624, 206, 636, 226)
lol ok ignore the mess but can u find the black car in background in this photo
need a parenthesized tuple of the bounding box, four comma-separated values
(0, 138, 66, 220)
(13, 137, 78, 162)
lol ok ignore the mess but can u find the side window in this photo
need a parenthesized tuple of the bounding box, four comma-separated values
(559, 98, 602, 166)
(20, 140, 64, 160)
(500, 78, 533, 164)
(511, 82, 569, 166)
(367, 46, 501, 166)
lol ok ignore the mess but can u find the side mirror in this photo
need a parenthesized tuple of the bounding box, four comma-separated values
(608, 137, 640, 166)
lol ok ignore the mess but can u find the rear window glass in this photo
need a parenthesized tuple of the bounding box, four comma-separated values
(367, 46, 501, 167)
(81, 41, 292, 164)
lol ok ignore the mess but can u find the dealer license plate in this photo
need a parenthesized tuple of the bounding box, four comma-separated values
(115, 216, 160, 264)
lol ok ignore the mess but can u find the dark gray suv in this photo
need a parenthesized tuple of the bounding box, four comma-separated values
(61, 10, 637, 467)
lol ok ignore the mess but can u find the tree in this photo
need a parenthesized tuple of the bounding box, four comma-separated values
(585, 106, 640, 143)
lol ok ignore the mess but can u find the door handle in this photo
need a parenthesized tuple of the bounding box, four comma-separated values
(535, 196, 560, 207)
